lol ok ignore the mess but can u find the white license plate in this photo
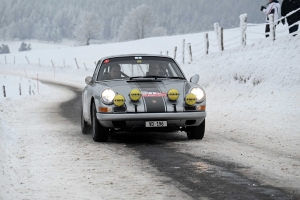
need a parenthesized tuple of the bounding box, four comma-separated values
(145, 121, 167, 127)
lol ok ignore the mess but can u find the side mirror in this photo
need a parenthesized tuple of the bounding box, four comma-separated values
(190, 74, 199, 84)
(85, 76, 93, 85)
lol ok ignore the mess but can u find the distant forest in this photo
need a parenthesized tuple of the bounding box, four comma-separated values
(0, 0, 282, 42)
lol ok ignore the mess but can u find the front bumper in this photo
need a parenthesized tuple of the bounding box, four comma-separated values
(97, 111, 206, 128)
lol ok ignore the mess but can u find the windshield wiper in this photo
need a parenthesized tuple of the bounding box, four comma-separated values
(130, 76, 144, 80)
(142, 75, 166, 79)
(166, 77, 185, 80)
(130, 75, 166, 80)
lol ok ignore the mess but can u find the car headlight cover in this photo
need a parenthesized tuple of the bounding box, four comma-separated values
(114, 94, 125, 107)
(191, 87, 205, 102)
(167, 89, 180, 101)
(129, 88, 141, 101)
(185, 93, 197, 106)
(101, 89, 116, 104)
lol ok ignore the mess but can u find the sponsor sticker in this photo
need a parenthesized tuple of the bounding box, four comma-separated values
(141, 91, 167, 97)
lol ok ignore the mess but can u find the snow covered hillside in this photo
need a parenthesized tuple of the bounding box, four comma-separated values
(0, 23, 300, 198)
(1, 23, 300, 157)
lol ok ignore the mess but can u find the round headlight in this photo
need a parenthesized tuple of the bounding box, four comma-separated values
(185, 93, 197, 106)
(129, 88, 141, 101)
(101, 89, 116, 104)
(114, 94, 125, 107)
(191, 87, 205, 102)
(167, 89, 180, 101)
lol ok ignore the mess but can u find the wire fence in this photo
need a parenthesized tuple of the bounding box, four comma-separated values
(162, 8, 300, 64)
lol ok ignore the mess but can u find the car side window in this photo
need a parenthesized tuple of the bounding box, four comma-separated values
(93, 62, 101, 81)
(97, 65, 110, 81)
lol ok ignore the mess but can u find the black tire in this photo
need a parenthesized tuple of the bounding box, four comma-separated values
(92, 103, 109, 142)
(186, 119, 205, 140)
(81, 106, 90, 134)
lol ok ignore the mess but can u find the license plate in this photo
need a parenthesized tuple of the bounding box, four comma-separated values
(145, 121, 167, 127)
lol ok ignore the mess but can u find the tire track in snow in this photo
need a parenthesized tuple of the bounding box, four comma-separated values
(59, 84, 297, 200)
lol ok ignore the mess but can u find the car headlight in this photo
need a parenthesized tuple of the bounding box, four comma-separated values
(101, 89, 116, 104)
(190, 87, 205, 102)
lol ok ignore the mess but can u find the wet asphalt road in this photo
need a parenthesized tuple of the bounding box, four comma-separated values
(57, 84, 297, 200)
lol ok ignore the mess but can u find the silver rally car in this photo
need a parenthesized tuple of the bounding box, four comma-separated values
(81, 54, 206, 142)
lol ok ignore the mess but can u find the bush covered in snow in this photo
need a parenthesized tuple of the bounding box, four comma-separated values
(0, 44, 10, 54)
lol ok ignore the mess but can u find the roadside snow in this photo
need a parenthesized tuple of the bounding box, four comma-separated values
(0, 74, 51, 99)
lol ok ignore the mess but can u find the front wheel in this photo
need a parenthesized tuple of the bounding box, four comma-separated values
(186, 119, 205, 140)
(92, 103, 109, 142)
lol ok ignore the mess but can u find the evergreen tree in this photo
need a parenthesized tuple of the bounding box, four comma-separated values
(0, 44, 10, 54)
(18, 42, 32, 51)
(0, 0, 280, 42)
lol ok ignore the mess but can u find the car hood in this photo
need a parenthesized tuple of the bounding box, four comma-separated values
(100, 79, 194, 113)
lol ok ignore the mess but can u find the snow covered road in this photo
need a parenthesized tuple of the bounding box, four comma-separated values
(0, 79, 299, 199)
(0, 83, 191, 200)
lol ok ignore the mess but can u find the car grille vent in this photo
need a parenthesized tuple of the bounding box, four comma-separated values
(113, 107, 126, 112)
(184, 106, 196, 111)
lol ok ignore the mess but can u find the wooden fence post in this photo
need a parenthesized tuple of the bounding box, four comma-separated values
(205, 33, 209, 54)
(269, 14, 275, 41)
(25, 56, 30, 64)
(219, 27, 224, 51)
(188, 43, 193, 63)
(37, 74, 39, 94)
(74, 58, 79, 69)
(19, 83, 21, 96)
(24, 68, 28, 77)
(29, 85, 31, 95)
(214, 23, 219, 41)
(51, 60, 56, 77)
(240, 14, 248, 46)
(84, 63, 87, 71)
(182, 39, 185, 64)
(2, 86, 5, 97)
(166, 51, 168, 56)
(174, 46, 177, 60)
(160, 51, 162, 55)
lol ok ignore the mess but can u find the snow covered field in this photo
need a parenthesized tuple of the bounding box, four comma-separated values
(0, 23, 300, 199)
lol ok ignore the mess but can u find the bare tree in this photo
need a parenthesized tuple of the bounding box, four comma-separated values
(73, 12, 102, 45)
(118, 4, 155, 41)
(151, 26, 167, 37)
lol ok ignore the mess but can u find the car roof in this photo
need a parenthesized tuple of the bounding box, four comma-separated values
(99, 54, 174, 61)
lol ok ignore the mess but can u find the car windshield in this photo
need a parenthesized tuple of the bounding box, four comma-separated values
(96, 56, 185, 81)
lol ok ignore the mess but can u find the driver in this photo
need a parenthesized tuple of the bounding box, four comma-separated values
(109, 64, 121, 79)
(148, 63, 161, 76)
